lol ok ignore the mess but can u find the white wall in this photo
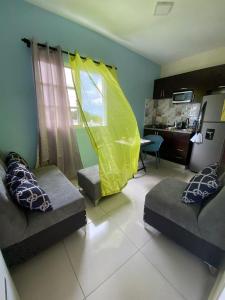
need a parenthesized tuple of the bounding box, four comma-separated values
(161, 47, 225, 77)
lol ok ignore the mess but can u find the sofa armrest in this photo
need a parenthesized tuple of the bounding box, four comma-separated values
(198, 186, 225, 250)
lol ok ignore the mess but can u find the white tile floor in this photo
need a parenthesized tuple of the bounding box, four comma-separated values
(11, 158, 216, 300)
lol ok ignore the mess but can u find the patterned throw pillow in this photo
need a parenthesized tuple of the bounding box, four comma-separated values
(6, 161, 27, 174)
(12, 181, 52, 212)
(8, 166, 37, 185)
(5, 152, 29, 168)
(5, 173, 37, 195)
(4, 155, 52, 212)
(200, 163, 218, 176)
(5, 174, 26, 194)
(182, 173, 220, 204)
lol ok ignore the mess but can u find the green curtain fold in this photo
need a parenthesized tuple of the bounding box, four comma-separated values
(70, 53, 140, 196)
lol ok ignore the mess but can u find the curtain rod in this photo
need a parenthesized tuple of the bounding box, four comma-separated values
(21, 38, 117, 70)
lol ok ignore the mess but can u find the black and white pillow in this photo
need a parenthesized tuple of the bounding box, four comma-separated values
(182, 173, 220, 204)
(5, 152, 29, 168)
(6, 160, 37, 185)
(8, 166, 37, 185)
(5, 174, 27, 194)
(12, 181, 52, 212)
(200, 163, 218, 176)
(7, 160, 28, 172)
(6, 161, 27, 174)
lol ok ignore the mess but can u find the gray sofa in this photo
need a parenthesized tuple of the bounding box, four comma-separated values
(0, 159, 87, 266)
(144, 173, 225, 268)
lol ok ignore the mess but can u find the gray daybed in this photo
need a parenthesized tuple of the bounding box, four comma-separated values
(0, 160, 86, 266)
(144, 174, 225, 268)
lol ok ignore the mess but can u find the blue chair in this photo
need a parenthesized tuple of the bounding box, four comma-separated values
(142, 135, 164, 167)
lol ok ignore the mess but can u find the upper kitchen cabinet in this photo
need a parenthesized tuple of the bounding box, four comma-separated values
(153, 78, 166, 99)
(153, 64, 225, 102)
(153, 77, 176, 99)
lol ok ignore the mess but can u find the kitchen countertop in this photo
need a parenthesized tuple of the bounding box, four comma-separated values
(144, 126, 194, 134)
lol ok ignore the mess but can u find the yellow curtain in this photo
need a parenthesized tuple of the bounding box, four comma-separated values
(70, 54, 140, 196)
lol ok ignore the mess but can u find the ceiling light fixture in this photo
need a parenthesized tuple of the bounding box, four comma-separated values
(154, 1, 174, 16)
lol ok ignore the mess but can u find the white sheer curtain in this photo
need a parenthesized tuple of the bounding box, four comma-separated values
(32, 41, 82, 178)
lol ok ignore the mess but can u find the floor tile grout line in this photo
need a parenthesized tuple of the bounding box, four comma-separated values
(86, 207, 147, 254)
(86, 203, 106, 216)
(98, 205, 107, 215)
(72, 161, 194, 300)
(120, 227, 151, 251)
(100, 202, 145, 220)
(115, 225, 141, 250)
(105, 216, 140, 252)
(103, 204, 151, 251)
(62, 219, 139, 298)
(104, 204, 137, 217)
(87, 207, 148, 251)
(99, 199, 133, 214)
(138, 225, 160, 251)
(93, 207, 145, 251)
(139, 235, 153, 250)
(109, 216, 151, 251)
(62, 239, 86, 299)
(85, 248, 140, 299)
(86, 193, 150, 251)
(139, 249, 188, 300)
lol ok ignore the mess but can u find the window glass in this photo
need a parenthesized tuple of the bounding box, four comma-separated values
(64, 67, 80, 125)
(80, 71, 106, 126)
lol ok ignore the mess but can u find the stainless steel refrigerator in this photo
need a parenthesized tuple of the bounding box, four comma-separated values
(189, 93, 225, 172)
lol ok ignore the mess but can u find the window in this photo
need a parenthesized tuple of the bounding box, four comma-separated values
(64, 67, 106, 127)
(64, 67, 80, 126)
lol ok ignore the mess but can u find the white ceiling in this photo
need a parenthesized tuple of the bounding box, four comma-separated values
(26, 0, 225, 64)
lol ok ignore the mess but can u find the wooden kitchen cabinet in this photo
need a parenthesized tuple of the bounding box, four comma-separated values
(153, 64, 225, 102)
(171, 132, 192, 164)
(153, 77, 176, 99)
(143, 128, 193, 166)
(153, 78, 165, 99)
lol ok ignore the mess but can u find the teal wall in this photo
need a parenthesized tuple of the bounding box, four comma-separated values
(0, 0, 160, 167)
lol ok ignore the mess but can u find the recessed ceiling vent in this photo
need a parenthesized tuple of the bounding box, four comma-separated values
(154, 1, 174, 16)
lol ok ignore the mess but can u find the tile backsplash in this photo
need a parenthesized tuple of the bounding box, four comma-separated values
(144, 99, 200, 126)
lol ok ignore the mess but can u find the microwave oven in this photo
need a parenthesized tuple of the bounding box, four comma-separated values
(172, 90, 193, 104)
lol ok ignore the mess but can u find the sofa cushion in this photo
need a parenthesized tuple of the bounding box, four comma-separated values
(24, 165, 85, 238)
(182, 174, 220, 204)
(0, 159, 27, 248)
(34, 166, 85, 211)
(12, 180, 52, 212)
(198, 186, 225, 249)
(0, 159, 8, 198)
(145, 178, 201, 236)
(219, 172, 225, 186)
(0, 158, 6, 174)
(5, 152, 29, 168)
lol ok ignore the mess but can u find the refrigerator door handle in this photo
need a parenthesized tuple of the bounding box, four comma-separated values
(197, 101, 207, 132)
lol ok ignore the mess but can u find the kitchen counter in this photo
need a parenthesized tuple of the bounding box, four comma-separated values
(143, 127, 194, 166)
(144, 126, 193, 135)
